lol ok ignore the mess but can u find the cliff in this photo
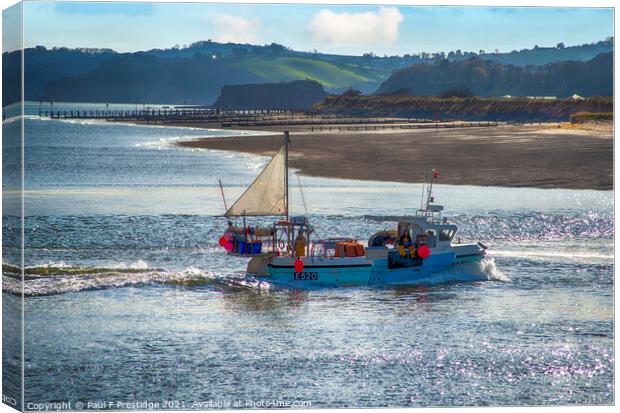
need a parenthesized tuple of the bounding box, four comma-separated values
(213, 80, 327, 110)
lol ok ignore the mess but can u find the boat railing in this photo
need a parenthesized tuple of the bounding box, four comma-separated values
(415, 208, 444, 225)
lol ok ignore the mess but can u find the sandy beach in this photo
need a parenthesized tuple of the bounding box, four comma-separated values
(175, 124, 612, 190)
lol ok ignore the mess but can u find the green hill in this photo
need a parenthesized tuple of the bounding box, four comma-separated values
(2, 38, 613, 106)
(234, 56, 371, 89)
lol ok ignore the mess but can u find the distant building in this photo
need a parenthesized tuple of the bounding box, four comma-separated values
(525, 96, 557, 100)
(570, 94, 585, 100)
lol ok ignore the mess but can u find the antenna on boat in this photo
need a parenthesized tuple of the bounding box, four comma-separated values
(424, 169, 440, 210)
(297, 174, 308, 215)
(420, 171, 427, 211)
(425, 174, 434, 210)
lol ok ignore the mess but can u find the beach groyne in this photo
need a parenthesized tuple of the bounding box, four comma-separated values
(40, 107, 291, 124)
(39, 107, 503, 130)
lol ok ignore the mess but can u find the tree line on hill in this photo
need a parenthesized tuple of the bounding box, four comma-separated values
(429, 37, 613, 66)
(375, 52, 612, 98)
(2, 38, 613, 107)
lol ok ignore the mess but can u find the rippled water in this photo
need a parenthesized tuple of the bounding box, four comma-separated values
(2, 112, 614, 407)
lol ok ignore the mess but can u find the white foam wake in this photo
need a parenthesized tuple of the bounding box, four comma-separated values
(2, 263, 271, 297)
(393, 257, 509, 286)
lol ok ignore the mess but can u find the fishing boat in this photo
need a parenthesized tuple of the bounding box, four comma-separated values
(217, 131, 487, 287)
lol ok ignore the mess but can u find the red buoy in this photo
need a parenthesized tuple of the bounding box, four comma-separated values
(418, 245, 430, 259)
(218, 236, 227, 247)
(294, 259, 304, 273)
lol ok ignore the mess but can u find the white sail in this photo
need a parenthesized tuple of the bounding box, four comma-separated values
(225, 145, 287, 217)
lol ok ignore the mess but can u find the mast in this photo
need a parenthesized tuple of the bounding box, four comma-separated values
(284, 130, 290, 221)
(421, 169, 439, 212)
(425, 178, 434, 210)
(218, 179, 228, 211)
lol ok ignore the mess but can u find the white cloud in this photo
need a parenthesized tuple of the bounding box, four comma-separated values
(309, 7, 404, 46)
(209, 14, 261, 44)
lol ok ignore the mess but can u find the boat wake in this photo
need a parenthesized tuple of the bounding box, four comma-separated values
(2, 263, 271, 297)
(389, 257, 509, 287)
(3, 257, 506, 297)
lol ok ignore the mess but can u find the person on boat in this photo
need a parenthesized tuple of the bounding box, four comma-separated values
(226, 221, 235, 234)
(225, 221, 246, 252)
(294, 231, 307, 257)
(227, 220, 245, 235)
(399, 232, 411, 245)
(398, 229, 413, 257)
(223, 221, 234, 240)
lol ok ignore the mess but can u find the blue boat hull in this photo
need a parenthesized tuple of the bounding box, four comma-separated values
(260, 250, 484, 288)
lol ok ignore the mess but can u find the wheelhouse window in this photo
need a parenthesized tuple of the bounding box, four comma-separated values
(439, 229, 455, 242)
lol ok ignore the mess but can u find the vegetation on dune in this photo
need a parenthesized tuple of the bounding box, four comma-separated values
(313, 94, 613, 122)
(440, 86, 474, 99)
(570, 111, 613, 123)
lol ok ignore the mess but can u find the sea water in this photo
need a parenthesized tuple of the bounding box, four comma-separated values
(2, 110, 613, 407)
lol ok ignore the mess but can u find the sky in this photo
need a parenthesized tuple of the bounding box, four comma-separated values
(7, 1, 615, 56)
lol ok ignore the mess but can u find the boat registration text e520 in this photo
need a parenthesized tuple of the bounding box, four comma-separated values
(293, 272, 318, 280)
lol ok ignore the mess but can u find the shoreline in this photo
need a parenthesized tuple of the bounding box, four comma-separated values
(174, 124, 612, 191)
